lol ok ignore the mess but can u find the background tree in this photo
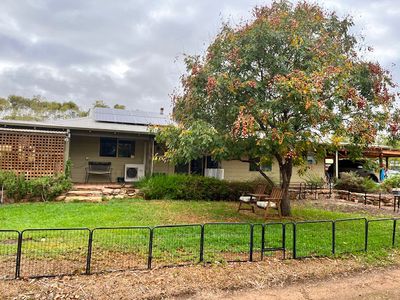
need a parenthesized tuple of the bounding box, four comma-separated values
(157, 1, 399, 216)
(0, 95, 88, 121)
(92, 101, 126, 110)
(113, 104, 126, 110)
(92, 100, 109, 108)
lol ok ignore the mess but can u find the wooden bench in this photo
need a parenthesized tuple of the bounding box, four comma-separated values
(256, 187, 283, 218)
(85, 162, 112, 183)
(237, 184, 267, 213)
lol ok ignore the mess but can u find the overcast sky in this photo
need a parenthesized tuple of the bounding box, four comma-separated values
(0, 0, 398, 113)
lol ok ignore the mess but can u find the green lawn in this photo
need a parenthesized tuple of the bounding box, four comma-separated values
(0, 199, 398, 278)
(0, 198, 383, 229)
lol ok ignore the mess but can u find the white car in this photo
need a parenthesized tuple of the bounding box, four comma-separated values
(387, 169, 400, 178)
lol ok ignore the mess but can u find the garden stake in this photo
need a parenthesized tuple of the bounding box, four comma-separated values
(379, 193, 381, 209)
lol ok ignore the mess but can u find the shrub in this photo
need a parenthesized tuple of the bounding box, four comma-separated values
(303, 172, 325, 188)
(334, 172, 380, 193)
(382, 175, 400, 192)
(0, 172, 29, 201)
(136, 174, 269, 201)
(29, 175, 72, 201)
(0, 171, 72, 202)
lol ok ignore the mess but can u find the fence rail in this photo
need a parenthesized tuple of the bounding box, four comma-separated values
(291, 182, 397, 211)
(2, 218, 400, 279)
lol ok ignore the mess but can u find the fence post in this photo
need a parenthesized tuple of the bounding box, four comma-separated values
(332, 221, 336, 255)
(364, 192, 367, 205)
(314, 185, 318, 200)
(249, 225, 254, 262)
(260, 224, 265, 261)
(85, 230, 93, 275)
(15, 231, 22, 279)
(393, 219, 397, 247)
(282, 224, 286, 260)
(365, 220, 369, 252)
(293, 223, 297, 259)
(148, 228, 154, 269)
(199, 225, 204, 263)
(329, 179, 332, 199)
(300, 184, 303, 199)
(379, 193, 382, 209)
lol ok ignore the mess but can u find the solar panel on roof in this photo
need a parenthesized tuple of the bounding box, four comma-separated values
(92, 107, 171, 126)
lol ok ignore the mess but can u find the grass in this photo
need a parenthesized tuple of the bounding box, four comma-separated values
(0, 199, 265, 229)
(0, 199, 399, 277)
(0, 198, 387, 230)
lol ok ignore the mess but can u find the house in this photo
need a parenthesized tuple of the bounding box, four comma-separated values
(0, 107, 173, 182)
(0, 107, 397, 184)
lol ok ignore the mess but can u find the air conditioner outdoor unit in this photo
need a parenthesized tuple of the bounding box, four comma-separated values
(124, 164, 145, 182)
(204, 168, 224, 180)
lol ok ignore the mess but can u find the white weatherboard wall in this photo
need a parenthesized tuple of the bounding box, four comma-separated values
(221, 159, 325, 183)
(69, 135, 145, 182)
(148, 156, 326, 183)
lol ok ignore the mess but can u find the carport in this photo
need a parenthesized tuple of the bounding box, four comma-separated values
(326, 145, 400, 179)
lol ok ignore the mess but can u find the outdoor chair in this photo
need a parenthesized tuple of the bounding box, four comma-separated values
(237, 184, 268, 213)
(85, 161, 112, 183)
(256, 187, 283, 218)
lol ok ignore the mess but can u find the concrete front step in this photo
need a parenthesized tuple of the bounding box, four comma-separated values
(66, 190, 103, 197)
(56, 184, 142, 202)
(72, 184, 126, 191)
(64, 195, 103, 202)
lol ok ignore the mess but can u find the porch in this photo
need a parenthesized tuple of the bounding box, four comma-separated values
(67, 130, 156, 183)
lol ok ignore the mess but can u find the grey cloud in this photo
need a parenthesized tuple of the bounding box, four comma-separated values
(0, 0, 398, 113)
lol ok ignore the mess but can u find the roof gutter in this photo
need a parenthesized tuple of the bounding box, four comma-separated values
(0, 127, 68, 135)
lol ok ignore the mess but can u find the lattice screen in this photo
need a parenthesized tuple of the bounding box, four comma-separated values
(0, 130, 67, 179)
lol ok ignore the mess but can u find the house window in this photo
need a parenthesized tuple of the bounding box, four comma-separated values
(249, 159, 272, 172)
(206, 156, 219, 169)
(100, 138, 117, 157)
(307, 154, 316, 165)
(118, 140, 135, 157)
(154, 142, 165, 155)
(175, 162, 189, 174)
(100, 138, 135, 157)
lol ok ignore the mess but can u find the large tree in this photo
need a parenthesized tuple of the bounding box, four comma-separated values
(0, 95, 88, 121)
(157, 1, 399, 216)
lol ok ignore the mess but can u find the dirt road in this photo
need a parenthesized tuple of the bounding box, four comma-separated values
(209, 267, 400, 300)
(2, 257, 400, 299)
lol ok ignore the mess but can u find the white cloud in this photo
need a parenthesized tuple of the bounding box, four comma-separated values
(107, 60, 131, 79)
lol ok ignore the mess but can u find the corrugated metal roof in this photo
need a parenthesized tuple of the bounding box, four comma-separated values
(48, 117, 153, 133)
(0, 108, 172, 134)
(92, 107, 171, 126)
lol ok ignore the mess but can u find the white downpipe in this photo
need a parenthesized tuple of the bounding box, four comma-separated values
(335, 150, 339, 179)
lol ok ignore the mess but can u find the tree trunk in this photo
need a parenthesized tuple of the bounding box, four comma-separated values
(257, 168, 275, 187)
(278, 158, 293, 216)
(239, 159, 275, 187)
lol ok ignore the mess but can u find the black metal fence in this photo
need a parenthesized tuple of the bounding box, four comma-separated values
(1, 218, 400, 279)
(291, 182, 398, 211)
